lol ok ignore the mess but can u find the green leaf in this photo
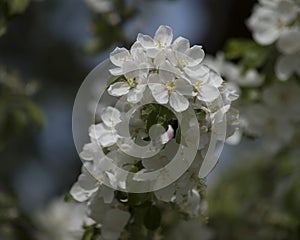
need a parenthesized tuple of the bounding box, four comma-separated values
(143, 205, 161, 230)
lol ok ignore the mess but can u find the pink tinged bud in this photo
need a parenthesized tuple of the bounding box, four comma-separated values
(161, 125, 174, 144)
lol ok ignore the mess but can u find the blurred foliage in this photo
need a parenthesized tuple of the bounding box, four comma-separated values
(0, 0, 30, 36)
(0, 67, 44, 150)
(208, 152, 300, 240)
(224, 38, 272, 73)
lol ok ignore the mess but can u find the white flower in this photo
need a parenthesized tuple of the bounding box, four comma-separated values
(89, 107, 122, 147)
(205, 53, 264, 87)
(168, 36, 205, 71)
(244, 103, 294, 154)
(190, 67, 223, 102)
(85, 0, 114, 13)
(109, 44, 149, 76)
(275, 28, 300, 80)
(148, 64, 192, 112)
(262, 82, 300, 121)
(275, 54, 300, 81)
(34, 198, 92, 240)
(137, 25, 173, 58)
(247, 0, 299, 45)
(108, 75, 148, 103)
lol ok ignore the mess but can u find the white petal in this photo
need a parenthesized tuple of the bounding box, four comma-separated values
(70, 183, 91, 202)
(127, 84, 147, 103)
(175, 78, 193, 96)
(110, 47, 131, 66)
(109, 67, 123, 76)
(253, 26, 280, 45)
(90, 124, 118, 147)
(185, 45, 205, 66)
(154, 25, 173, 47)
(277, 29, 300, 55)
(208, 70, 223, 87)
(137, 33, 155, 48)
(108, 82, 130, 97)
(172, 36, 190, 53)
(198, 85, 220, 102)
(154, 51, 166, 67)
(148, 83, 169, 104)
(169, 92, 189, 112)
(278, 0, 298, 23)
(184, 64, 210, 79)
(101, 106, 122, 126)
(78, 172, 97, 190)
(275, 55, 295, 81)
(123, 61, 139, 79)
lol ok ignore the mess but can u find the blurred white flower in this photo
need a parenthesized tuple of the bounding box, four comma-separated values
(205, 53, 264, 87)
(247, 0, 299, 45)
(85, 0, 113, 13)
(34, 198, 92, 240)
(275, 28, 300, 80)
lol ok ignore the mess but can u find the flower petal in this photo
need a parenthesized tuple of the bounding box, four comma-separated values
(169, 91, 189, 112)
(127, 84, 147, 103)
(154, 25, 173, 47)
(275, 55, 295, 81)
(277, 28, 300, 55)
(198, 85, 220, 102)
(175, 78, 193, 96)
(137, 33, 155, 48)
(185, 45, 205, 66)
(172, 36, 190, 53)
(101, 107, 122, 127)
(148, 82, 169, 104)
(110, 47, 132, 67)
(108, 82, 130, 97)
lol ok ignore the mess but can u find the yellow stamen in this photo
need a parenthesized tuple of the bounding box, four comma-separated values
(126, 77, 137, 88)
(194, 80, 203, 91)
(165, 80, 175, 91)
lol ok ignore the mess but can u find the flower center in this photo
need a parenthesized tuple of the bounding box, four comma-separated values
(194, 80, 203, 91)
(277, 18, 285, 29)
(165, 80, 175, 91)
(126, 77, 137, 88)
(157, 39, 167, 49)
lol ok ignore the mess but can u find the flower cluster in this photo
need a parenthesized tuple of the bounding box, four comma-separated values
(108, 25, 223, 111)
(70, 25, 238, 239)
(247, 0, 300, 81)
